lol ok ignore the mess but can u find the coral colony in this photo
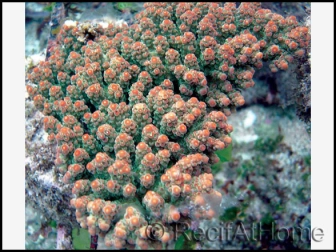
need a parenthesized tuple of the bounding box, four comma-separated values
(26, 2, 310, 249)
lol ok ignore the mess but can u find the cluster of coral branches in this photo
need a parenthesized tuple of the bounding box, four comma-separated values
(26, 2, 309, 249)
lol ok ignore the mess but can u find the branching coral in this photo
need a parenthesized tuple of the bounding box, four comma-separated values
(26, 2, 310, 249)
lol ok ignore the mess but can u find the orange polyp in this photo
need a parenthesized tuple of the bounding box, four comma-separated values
(178, 124, 187, 134)
(302, 27, 309, 33)
(151, 57, 159, 64)
(50, 86, 57, 93)
(167, 49, 175, 56)
(118, 133, 128, 141)
(245, 71, 253, 80)
(91, 180, 99, 189)
(107, 180, 114, 189)
(186, 73, 193, 81)
(87, 69, 94, 76)
(75, 198, 83, 208)
(61, 127, 69, 134)
(289, 41, 298, 50)
(171, 143, 180, 152)
(145, 153, 155, 162)
(96, 155, 103, 163)
(161, 174, 169, 182)
(130, 216, 140, 226)
(203, 129, 210, 137)
(183, 184, 191, 193)
(103, 205, 112, 215)
(208, 98, 216, 107)
(99, 221, 110, 231)
(89, 86, 96, 92)
(109, 103, 117, 111)
(60, 101, 66, 107)
(164, 79, 171, 86)
(153, 68, 160, 75)
(205, 48, 214, 55)
(91, 203, 100, 214)
(123, 166, 131, 174)
(92, 112, 100, 119)
(295, 49, 305, 57)
(123, 72, 131, 79)
(190, 138, 200, 148)
(271, 45, 279, 54)
(163, 19, 171, 25)
(86, 162, 94, 171)
(84, 113, 91, 119)
(74, 149, 81, 157)
(150, 197, 159, 206)
(172, 185, 181, 195)
(175, 65, 183, 72)
(204, 178, 213, 187)
(125, 185, 133, 193)
(158, 135, 168, 143)
(185, 114, 195, 122)
(73, 164, 81, 172)
(245, 47, 253, 55)
(114, 160, 124, 170)
(70, 52, 77, 59)
(194, 195, 205, 206)
(74, 181, 82, 190)
(184, 174, 192, 182)
(140, 71, 148, 78)
(74, 101, 81, 108)
(131, 89, 139, 96)
(280, 61, 288, 70)
(199, 144, 206, 151)
(137, 142, 147, 151)
(186, 54, 193, 61)
(255, 52, 263, 59)
(115, 229, 126, 239)
(63, 116, 70, 123)
(216, 141, 225, 149)
(171, 211, 180, 222)
(117, 150, 128, 158)
(224, 136, 232, 144)
(208, 122, 217, 130)
(82, 134, 90, 141)
(102, 100, 109, 106)
(126, 206, 134, 217)
(111, 84, 119, 91)
(61, 144, 69, 152)
(133, 41, 141, 47)
(223, 23, 229, 30)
